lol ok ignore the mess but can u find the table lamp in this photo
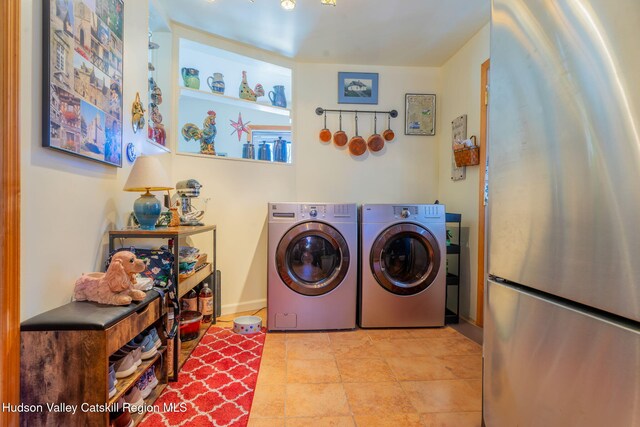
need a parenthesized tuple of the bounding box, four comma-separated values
(123, 155, 173, 230)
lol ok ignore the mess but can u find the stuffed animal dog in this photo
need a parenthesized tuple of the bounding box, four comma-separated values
(74, 251, 147, 306)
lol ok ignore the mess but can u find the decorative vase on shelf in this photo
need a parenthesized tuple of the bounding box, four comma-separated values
(242, 142, 255, 159)
(258, 141, 272, 161)
(268, 85, 287, 108)
(181, 67, 200, 89)
(273, 137, 288, 162)
(207, 73, 225, 94)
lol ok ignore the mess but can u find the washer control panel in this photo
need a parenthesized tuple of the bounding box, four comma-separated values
(300, 204, 326, 219)
(269, 203, 356, 223)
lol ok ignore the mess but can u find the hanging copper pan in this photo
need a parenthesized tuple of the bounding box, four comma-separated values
(319, 111, 331, 142)
(383, 113, 395, 141)
(333, 111, 348, 146)
(348, 112, 366, 156)
(367, 113, 384, 152)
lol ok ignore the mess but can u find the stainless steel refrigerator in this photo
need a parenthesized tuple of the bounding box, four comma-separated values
(485, 0, 640, 425)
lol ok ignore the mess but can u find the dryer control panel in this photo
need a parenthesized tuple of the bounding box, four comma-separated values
(300, 204, 327, 219)
(362, 204, 445, 223)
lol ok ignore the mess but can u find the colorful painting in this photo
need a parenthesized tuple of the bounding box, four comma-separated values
(44, 0, 124, 167)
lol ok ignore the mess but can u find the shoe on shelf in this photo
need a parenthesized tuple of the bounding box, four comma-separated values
(115, 346, 142, 367)
(129, 334, 157, 360)
(109, 352, 136, 379)
(148, 328, 162, 349)
(138, 366, 158, 400)
(110, 398, 133, 427)
(110, 411, 133, 427)
(124, 384, 144, 408)
(136, 372, 151, 400)
(147, 365, 159, 390)
(108, 363, 118, 398)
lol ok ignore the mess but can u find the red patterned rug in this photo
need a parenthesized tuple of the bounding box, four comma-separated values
(140, 326, 265, 427)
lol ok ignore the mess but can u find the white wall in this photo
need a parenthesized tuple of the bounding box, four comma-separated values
(167, 25, 298, 315)
(437, 24, 490, 323)
(294, 63, 441, 203)
(20, 4, 486, 321)
(169, 26, 442, 315)
(20, 0, 164, 320)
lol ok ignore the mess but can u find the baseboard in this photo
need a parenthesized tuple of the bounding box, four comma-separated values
(451, 316, 483, 345)
(221, 299, 267, 316)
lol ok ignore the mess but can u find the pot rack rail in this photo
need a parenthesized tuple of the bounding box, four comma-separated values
(315, 107, 398, 118)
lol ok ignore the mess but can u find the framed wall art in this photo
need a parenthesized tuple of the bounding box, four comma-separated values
(43, 0, 124, 167)
(405, 93, 436, 136)
(338, 72, 379, 104)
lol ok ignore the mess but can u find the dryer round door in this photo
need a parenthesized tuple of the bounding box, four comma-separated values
(276, 222, 350, 296)
(370, 223, 441, 295)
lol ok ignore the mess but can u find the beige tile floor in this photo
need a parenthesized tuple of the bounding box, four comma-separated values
(217, 310, 482, 427)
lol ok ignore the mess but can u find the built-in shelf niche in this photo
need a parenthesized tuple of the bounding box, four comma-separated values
(177, 38, 292, 163)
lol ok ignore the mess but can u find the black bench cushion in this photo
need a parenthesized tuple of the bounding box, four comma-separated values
(21, 290, 160, 331)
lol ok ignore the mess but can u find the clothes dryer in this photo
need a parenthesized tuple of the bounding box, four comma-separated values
(359, 204, 446, 327)
(268, 203, 357, 331)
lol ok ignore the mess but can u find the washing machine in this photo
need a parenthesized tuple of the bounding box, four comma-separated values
(359, 204, 446, 328)
(268, 202, 357, 331)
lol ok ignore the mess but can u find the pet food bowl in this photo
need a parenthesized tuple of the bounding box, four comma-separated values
(179, 310, 202, 341)
(233, 315, 262, 335)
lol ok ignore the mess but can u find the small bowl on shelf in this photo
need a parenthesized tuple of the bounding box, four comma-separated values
(179, 310, 202, 341)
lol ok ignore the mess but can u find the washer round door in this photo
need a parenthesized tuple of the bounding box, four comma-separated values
(370, 223, 441, 295)
(276, 222, 350, 296)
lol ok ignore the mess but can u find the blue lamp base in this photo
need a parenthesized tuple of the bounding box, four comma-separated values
(133, 191, 162, 230)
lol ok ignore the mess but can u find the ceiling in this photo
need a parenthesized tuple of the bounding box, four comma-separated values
(156, 0, 490, 67)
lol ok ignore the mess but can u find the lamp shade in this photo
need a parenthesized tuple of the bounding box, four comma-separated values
(123, 155, 173, 192)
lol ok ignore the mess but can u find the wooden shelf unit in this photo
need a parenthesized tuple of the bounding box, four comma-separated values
(179, 263, 213, 299)
(109, 224, 217, 381)
(20, 292, 167, 427)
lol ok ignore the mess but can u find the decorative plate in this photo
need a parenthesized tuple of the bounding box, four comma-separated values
(126, 143, 137, 163)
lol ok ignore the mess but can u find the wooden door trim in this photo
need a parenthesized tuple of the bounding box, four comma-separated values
(476, 59, 490, 327)
(0, 0, 21, 425)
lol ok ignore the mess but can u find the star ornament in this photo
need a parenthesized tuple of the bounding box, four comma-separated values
(230, 112, 251, 142)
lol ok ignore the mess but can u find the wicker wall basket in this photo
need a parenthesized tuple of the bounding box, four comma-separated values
(453, 135, 480, 167)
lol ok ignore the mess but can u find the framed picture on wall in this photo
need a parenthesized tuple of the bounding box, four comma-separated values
(405, 93, 436, 136)
(338, 72, 379, 104)
(42, 0, 124, 167)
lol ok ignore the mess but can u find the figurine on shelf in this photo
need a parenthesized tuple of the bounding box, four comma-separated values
(73, 251, 147, 306)
(150, 83, 163, 105)
(148, 103, 166, 146)
(181, 110, 217, 155)
(239, 70, 264, 102)
(147, 79, 167, 146)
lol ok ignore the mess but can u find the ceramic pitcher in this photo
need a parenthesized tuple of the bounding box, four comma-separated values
(181, 67, 200, 89)
(207, 73, 225, 94)
(268, 85, 287, 108)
